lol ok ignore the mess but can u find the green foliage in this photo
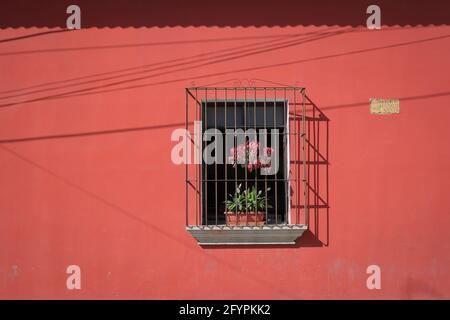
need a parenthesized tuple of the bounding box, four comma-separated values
(224, 184, 272, 213)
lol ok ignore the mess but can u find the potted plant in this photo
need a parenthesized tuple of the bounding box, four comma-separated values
(224, 184, 272, 226)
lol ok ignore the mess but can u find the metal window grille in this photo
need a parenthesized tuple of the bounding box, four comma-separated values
(185, 87, 309, 229)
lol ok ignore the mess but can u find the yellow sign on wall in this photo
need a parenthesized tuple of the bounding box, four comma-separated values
(370, 98, 400, 114)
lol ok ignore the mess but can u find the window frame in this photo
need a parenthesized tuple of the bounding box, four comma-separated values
(200, 99, 290, 226)
(185, 87, 309, 245)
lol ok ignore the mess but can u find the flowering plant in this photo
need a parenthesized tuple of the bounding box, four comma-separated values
(228, 141, 273, 173)
(225, 184, 272, 213)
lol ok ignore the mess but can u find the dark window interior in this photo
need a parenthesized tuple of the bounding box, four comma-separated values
(201, 100, 289, 225)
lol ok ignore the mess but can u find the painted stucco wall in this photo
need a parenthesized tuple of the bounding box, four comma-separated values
(0, 0, 449, 299)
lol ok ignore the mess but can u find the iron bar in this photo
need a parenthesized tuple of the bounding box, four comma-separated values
(294, 88, 299, 224)
(264, 88, 269, 227)
(284, 87, 288, 225)
(195, 88, 199, 226)
(185, 89, 189, 226)
(254, 87, 258, 226)
(185, 86, 309, 229)
(244, 88, 248, 226)
(204, 88, 208, 227)
(302, 88, 309, 227)
(234, 88, 238, 226)
(274, 88, 278, 225)
(224, 89, 228, 227)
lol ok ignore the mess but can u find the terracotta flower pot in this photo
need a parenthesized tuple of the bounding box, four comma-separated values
(225, 211, 266, 226)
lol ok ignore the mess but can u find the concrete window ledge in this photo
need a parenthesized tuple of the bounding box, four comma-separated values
(186, 225, 308, 245)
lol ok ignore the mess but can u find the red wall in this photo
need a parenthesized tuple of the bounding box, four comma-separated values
(0, 1, 449, 299)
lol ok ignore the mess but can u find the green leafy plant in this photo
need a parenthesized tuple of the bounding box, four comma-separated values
(224, 184, 272, 213)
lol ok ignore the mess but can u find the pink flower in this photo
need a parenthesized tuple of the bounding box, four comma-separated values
(228, 142, 275, 173)
(248, 141, 259, 150)
(253, 159, 262, 168)
(264, 147, 272, 156)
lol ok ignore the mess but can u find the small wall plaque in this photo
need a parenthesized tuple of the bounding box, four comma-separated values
(370, 98, 400, 114)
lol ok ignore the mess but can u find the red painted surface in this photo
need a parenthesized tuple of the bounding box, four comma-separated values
(0, 1, 449, 299)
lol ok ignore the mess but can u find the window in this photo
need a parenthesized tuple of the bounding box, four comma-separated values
(185, 87, 309, 245)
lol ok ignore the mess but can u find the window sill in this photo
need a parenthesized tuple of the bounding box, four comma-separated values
(186, 224, 308, 246)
